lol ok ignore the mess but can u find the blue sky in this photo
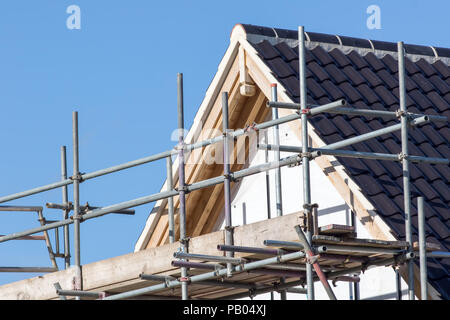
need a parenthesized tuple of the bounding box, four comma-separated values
(0, 1, 448, 285)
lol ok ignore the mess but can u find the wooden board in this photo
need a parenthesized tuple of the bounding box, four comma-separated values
(0, 211, 304, 300)
(319, 224, 355, 236)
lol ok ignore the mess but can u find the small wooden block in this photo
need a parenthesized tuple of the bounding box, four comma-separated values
(413, 241, 441, 251)
(319, 224, 355, 236)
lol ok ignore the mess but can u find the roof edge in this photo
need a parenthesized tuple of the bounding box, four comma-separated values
(232, 23, 450, 60)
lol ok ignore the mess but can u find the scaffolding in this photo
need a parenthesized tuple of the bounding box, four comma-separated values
(0, 26, 449, 300)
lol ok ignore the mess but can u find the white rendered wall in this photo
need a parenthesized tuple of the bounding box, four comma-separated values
(220, 121, 409, 300)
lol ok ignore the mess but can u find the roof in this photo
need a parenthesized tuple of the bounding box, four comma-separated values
(240, 24, 449, 298)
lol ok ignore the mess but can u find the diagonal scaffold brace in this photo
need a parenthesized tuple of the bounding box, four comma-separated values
(294, 224, 337, 300)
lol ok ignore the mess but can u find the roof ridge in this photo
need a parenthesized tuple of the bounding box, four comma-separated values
(236, 24, 450, 60)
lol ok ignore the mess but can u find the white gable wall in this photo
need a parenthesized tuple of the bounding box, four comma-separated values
(220, 120, 410, 300)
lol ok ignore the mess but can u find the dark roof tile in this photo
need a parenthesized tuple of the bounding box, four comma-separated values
(357, 83, 380, 104)
(381, 54, 399, 74)
(419, 123, 447, 146)
(311, 46, 334, 66)
(266, 57, 296, 78)
(323, 64, 348, 84)
(254, 40, 280, 60)
(409, 89, 434, 110)
(342, 66, 366, 86)
(308, 61, 331, 82)
(432, 60, 450, 79)
(429, 76, 450, 95)
(430, 179, 450, 202)
(411, 73, 435, 94)
(428, 217, 450, 240)
(377, 174, 403, 196)
(338, 82, 364, 103)
(360, 67, 383, 88)
(416, 58, 438, 77)
(364, 52, 386, 72)
(404, 57, 421, 76)
(376, 69, 398, 90)
(274, 42, 298, 61)
(426, 91, 449, 113)
(306, 77, 327, 99)
(339, 156, 370, 175)
(374, 86, 398, 107)
(347, 50, 369, 69)
(309, 114, 338, 136)
(321, 80, 346, 100)
(329, 48, 352, 68)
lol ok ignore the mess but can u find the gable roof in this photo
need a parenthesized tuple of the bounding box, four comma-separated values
(240, 24, 449, 299)
(135, 23, 449, 299)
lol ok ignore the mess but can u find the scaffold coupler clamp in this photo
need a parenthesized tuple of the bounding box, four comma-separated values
(179, 237, 190, 247)
(300, 108, 311, 116)
(288, 155, 302, 167)
(398, 152, 409, 161)
(70, 172, 84, 183)
(175, 184, 191, 194)
(224, 172, 237, 183)
(244, 122, 259, 133)
(306, 254, 319, 265)
(178, 276, 191, 284)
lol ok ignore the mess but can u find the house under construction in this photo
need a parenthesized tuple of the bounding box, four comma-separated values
(0, 24, 449, 300)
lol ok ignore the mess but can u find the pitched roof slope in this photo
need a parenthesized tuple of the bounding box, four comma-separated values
(240, 24, 450, 298)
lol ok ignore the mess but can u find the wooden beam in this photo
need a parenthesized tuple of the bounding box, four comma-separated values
(0, 211, 304, 300)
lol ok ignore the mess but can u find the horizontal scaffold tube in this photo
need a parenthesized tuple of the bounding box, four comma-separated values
(0, 111, 305, 204)
(0, 267, 58, 273)
(0, 154, 302, 243)
(267, 99, 346, 113)
(102, 250, 307, 300)
(267, 100, 447, 123)
(259, 145, 449, 165)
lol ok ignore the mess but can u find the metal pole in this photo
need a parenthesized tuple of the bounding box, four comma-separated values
(103, 250, 307, 300)
(61, 146, 71, 269)
(177, 73, 189, 300)
(398, 42, 414, 300)
(0, 113, 305, 205)
(294, 225, 337, 300)
(222, 92, 234, 278)
(0, 267, 58, 273)
(0, 154, 303, 243)
(36, 210, 58, 270)
(299, 25, 314, 300)
(418, 197, 428, 300)
(72, 111, 82, 297)
(166, 156, 175, 244)
(264, 130, 272, 220)
(271, 84, 283, 217)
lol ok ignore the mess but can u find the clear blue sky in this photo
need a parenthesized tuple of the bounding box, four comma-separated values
(0, 0, 448, 285)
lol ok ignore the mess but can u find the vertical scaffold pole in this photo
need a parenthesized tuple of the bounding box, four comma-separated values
(418, 197, 428, 300)
(264, 130, 272, 221)
(72, 111, 82, 298)
(177, 73, 189, 300)
(167, 155, 175, 244)
(271, 83, 283, 217)
(222, 92, 234, 278)
(271, 83, 286, 300)
(299, 25, 314, 300)
(61, 146, 71, 269)
(398, 41, 414, 300)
